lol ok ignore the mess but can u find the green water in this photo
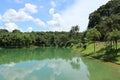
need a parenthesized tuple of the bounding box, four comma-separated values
(0, 47, 120, 80)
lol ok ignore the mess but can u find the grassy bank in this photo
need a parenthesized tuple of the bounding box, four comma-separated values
(72, 42, 120, 64)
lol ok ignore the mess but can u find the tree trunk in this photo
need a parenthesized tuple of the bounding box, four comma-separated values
(94, 41, 96, 53)
(115, 40, 117, 50)
(111, 41, 112, 48)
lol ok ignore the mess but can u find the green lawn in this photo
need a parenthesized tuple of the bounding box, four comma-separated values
(72, 42, 120, 64)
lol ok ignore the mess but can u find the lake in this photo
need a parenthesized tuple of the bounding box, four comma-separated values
(0, 47, 120, 80)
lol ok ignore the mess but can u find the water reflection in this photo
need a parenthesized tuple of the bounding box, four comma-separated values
(0, 48, 90, 80)
(0, 58, 89, 80)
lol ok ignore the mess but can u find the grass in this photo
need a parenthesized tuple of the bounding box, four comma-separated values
(72, 42, 120, 64)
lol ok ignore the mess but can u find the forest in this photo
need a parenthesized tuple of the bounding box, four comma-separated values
(0, 25, 81, 48)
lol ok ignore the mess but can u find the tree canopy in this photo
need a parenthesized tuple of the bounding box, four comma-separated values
(0, 26, 81, 48)
(88, 0, 120, 40)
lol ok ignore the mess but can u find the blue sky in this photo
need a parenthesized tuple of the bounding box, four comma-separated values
(0, 0, 110, 32)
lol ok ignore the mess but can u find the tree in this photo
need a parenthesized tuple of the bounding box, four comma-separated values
(87, 0, 120, 41)
(106, 29, 120, 50)
(86, 28, 101, 52)
(69, 25, 80, 39)
(12, 29, 21, 33)
(70, 25, 79, 33)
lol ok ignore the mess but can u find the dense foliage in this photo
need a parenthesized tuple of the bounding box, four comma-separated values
(85, 0, 120, 51)
(88, 0, 120, 40)
(0, 25, 81, 48)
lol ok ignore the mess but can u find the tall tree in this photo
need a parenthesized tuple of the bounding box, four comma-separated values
(69, 25, 80, 39)
(86, 28, 101, 52)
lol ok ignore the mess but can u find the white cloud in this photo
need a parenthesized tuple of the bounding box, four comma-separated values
(53, 13, 62, 21)
(33, 18, 45, 26)
(5, 22, 21, 32)
(47, 0, 110, 32)
(47, 13, 63, 28)
(2, 9, 17, 22)
(48, 1, 58, 28)
(47, 9, 65, 31)
(0, 3, 45, 28)
(49, 8, 55, 15)
(27, 27, 33, 32)
(0, 60, 47, 80)
(51, 1, 56, 8)
(2, 9, 33, 22)
(20, 3, 37, 13)
(48, 7, 61, 27)
(47, 20, 58, 27)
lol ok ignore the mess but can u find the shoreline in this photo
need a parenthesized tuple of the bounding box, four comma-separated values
(74, 51, 120, 67)
(87, 56, 120, 66)
(72, 43, 120, 66)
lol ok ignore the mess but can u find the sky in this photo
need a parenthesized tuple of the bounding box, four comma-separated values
(0, 0, 110, 32)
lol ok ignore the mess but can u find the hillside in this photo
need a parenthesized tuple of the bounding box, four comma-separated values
(88, 0, 120, 39)
(72, 0, 120, 64)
